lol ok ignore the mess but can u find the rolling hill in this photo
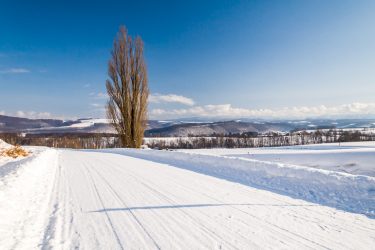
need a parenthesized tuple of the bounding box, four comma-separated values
(1, 115, 375, 136)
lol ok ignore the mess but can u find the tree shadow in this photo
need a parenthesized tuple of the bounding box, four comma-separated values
(89, 203, 318, 213)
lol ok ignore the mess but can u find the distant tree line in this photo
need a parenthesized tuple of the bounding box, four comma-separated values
(0, 133, 121, 149)
(0, 129, 374, 150)
(145, 129, 375, 149)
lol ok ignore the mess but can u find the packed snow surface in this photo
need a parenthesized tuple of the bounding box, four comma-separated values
(108, 145, 375, 217)
(0, 143, 374, 249)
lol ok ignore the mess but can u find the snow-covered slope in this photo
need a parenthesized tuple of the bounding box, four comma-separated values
(0, 139, 15, 166)
(0, 149, 57, 249)
(0, 139, 11, 149)
(179, 142, 375, 177)
(0, 146, 374, 249)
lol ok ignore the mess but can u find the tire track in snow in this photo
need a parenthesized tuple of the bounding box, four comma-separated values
(88, 165, 161, 250)
(50, 150, 375, 249)
(119, 169, 252, 249)
(144, 172, 336, 249)
(41, 163, 61, 249)
(83, 163, 125, 250)
(93, 160, 247, 250)
(119, 154, 374, 248)
(130, 171, 316, 249)
(43, 153, 82, 249)
(107, 157, 331, 249)
(91, 158, 234, 249)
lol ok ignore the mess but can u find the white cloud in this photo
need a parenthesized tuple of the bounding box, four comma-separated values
(89, 92, 108, 99)
(93, 93, 193, 105)
(0, 68, 30, 74)
(149, 94, 195, 106)
(95, 92, 108, 99)
(89, 95, 107, 115)
(0, 110, 75, 120)
(89, 103, 106, 116)
(150, 102, 375, 119)
(15, 111, 52, 119)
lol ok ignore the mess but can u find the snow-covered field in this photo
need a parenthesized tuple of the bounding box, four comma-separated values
(0, 141, 375, 249)
(178, 141, 375, 176)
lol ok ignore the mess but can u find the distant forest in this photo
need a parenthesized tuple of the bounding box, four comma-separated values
(1, 129, 374, 150)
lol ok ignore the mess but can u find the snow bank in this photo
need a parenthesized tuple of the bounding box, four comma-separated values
(0, 148, 58, 249)
(0, 147, 45, 179)
(180, 142, 375, 177)
(0, 140, 14, 166)
(0, 139, 11, 150)
(98, 148, 375, 218)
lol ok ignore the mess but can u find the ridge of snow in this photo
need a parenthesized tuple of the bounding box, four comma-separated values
(0, 139, 11, 150)
(0, 149, 58, 249)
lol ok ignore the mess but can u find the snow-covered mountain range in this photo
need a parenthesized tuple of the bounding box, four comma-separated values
(1, 115, 375, 136)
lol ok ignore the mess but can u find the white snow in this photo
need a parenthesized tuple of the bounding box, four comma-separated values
(178, 141, 375, 176)
(105, 146, 375, 217)
(0, 139, 11, 150)
(0, 143, 374, 249)
(24, 118, 111, 132)
(0, 139, 16, 166)
(0, 149, 57, 249)
(64, 118, 109, 128)
(76, 118, 110, 127)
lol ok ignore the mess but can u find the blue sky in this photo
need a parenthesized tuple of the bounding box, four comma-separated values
(1, 0, 375, 120)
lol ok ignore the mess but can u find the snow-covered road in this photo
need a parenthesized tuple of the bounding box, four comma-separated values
(1, 149, 375, 249)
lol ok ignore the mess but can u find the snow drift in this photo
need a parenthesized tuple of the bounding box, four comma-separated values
(98, 148, 375, 218)
(0, 149, 58, 249)
(0, 139, 11, 150)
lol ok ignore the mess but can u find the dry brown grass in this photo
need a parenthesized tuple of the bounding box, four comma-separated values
(0, 146, 30, 158)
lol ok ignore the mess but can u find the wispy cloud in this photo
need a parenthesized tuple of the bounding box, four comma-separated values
(95, 92, 108, 99)
(15, 111, 52, 119)
(88, 93, 107, 115)
(92, 92, 193, 105)
(150, 102, 375, 119)
(90, 103, 106, 116)
(1, 110, 74, 120)
(89, 92, 108, 99)
(149, 94, 195, 106)
(0, 110, 52, 119)
(0, 68, 30, 74)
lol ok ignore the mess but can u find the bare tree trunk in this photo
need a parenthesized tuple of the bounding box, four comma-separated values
(106, 26, 149, 148)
